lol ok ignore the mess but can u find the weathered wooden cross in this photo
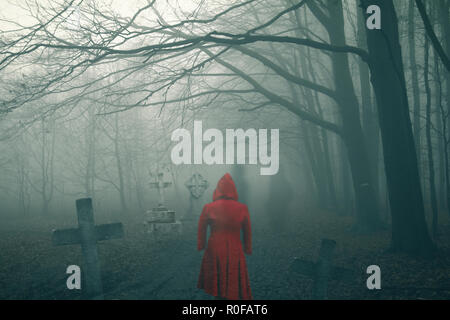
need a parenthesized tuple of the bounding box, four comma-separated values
(290, 239, 353, 300)
(52, 198, 124, 299)
(149, 170, 172, 206)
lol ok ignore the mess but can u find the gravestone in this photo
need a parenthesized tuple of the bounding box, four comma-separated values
(290, 239, 353, 299)
(184, 173, 209, 221)
(149, 170, 171, 206)
(52, 198, 124, 299)
(145, 169, 181, 240)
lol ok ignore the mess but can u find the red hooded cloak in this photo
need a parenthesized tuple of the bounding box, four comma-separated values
(197, 173, 252, 300)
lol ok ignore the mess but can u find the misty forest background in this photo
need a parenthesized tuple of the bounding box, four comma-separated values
(0, 0, 450, 299)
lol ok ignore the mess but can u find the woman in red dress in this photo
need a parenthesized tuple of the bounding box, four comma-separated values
(197, 173, 252, 300)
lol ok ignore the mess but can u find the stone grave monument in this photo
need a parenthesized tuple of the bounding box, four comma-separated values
(184, 173, 209, 221)
(145, 169, 181, 240)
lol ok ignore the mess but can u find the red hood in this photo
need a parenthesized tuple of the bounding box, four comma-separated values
(213, 173, 238, 201)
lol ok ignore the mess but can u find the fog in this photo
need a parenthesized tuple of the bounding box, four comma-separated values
(0, 0, 449, 300)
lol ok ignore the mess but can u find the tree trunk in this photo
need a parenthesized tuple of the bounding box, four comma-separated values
(438, 0, 450, 216)
(435, 42, 446, 211)
(274, 34, 335, 210)
(317, 0, 381, 231)
(360, 0, 435, 255)
(304, 1, 381, 230)
(303, 50, 338, 211)
(40, 118, 55, 215)
(357, 7, 381, 212)
(424, 35, 439, 238)
(114, 114, 128, 214)
(408, 0, 422, 165)
(286, 82, 323, 206)
(85, 106, 96, 198)
(340, 138, 354, 216)
(298, 83, 336, 210)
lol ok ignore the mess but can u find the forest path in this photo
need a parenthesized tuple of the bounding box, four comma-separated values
(103, 221, 210, 300)
(100, 219, 317, 300)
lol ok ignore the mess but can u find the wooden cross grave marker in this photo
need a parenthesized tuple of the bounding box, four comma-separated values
(289, 239, 353, 300)
(52, 198, 124, 299)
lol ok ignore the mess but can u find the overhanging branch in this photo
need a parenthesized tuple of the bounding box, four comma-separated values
(415, 0, 450, 72)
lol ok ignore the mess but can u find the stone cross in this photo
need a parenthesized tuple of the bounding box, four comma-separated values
(184, 173, 208, 221)
(185, 173, 209, 199)
(290, 239, 353, 299)
(149, 170, 172, 206)
(52, 198, 124, 299)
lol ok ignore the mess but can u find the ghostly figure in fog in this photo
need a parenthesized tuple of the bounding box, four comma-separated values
(266, 166, 293, 231)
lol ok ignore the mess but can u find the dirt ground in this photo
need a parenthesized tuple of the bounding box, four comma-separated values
(0, 209, 449, 300)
